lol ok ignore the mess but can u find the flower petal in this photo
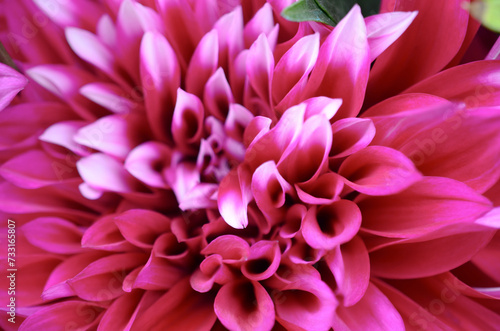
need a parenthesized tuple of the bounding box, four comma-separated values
(0, 63, 28, 111)
(124, 141, 172, 188)
(218, 165, 253, 229)
(22, 217, 84, 254)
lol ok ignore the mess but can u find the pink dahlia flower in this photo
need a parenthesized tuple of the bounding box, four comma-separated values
(0, 0, 499, 330)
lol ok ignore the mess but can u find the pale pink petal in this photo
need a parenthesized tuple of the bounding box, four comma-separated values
(334, 282, 404, 331)
(39, 120, 91, 156)
(365, 11, 418, 62)
(172, 89, 205, 151)
(302, 96, 342, 121)
(330, 118, 376, 158)
(214, 6, 244, 71)
(178, 183, 218, 210)
(0, 63, 28, 111)
(22, 217, 84, 254)
(338, 146, 422, 195)
(326, 236, 370, 307)
(215, 280, 275, 331)
(304, 5, 370, 119)
(301, 200, 361, 250)
(246, 33, 275, 111)
(124, 141, 172, 188)
(243, 3, 275, 48)
(140, 30, 180, 142)
(186, 29, 219, 97)
(203, 68, 234, 120)
(80, 82, 140, 114)
(165, 160, 200, 208)
(218, 165, 252, 229)
(33, 0, 103, 31)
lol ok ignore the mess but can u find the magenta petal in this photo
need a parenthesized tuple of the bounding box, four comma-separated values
(0, 63, 28, 111)
(80, 82, 140, 113)
(132, 253, 185, 291)
(215, 280, 275, 331)
(242, 240, 281, 281)
(334, 282, 404, 331)
(330, 118, 375, 158)
(191, 254, 226, 292)
(326, 235, 369, 307)
(22, 217, 83, 254)
(304, 5, 370, 119)
(243, 3, 275, 48)
(99, 290, 144, 331)
(19, 301, 104, 331)
(203, 68, 234, 121)
(246, 33, 275, 110)
(33, 0, 103, 31)
(339, 146, 422, 196)
(252, 160, 292, 212)
(358, 177, 492, 238)
(302, 200, 361, 250)
(272, 274, 337, 331)
(201, 235, 250, 262)
(140, 30, 180, 142)
(365, 11, 417, 62)
(218, 165, 253, 229)
(39, 121, 90, 156)
(114, 209, 171, 249)
(186, 29, 219, 97)
(172, 88, 205, 150)
(296, 172, 344, 205)
(125, 141, 172, 188)
(82, 214, 137, 252)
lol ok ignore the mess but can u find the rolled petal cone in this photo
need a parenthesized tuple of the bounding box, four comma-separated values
(0, 0, 498, 330)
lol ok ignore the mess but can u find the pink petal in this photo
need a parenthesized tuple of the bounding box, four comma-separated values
(19, 301, 104, 330)
(186, 29, 219, 97)
(124, 141, 172, 188)
(303, 5, 370, 119)
(218, 165, 253, 229)
(272, 274, 337, 331)
(325, 236, 370, 307)
(39, 120, 91, 156)
(278, 113, 332, 183)
(214, 6, 244, 71)
(172, 89, 205, 150)
(203, 67, 234, 120)
(338, 146, 422, 196)
(224, 103, 254, 142)
(301, 200, 361, 250)
(279, 204, 307, 238)
(330, 118, 376, 158)
(334, 282, 404, 331)
(0, 63, 28, 111)
(242, 240, 281, 281)
(81, 214, 137, 252)
(295, 172, 344, 205)
(273, 33, 319, 109)
(68, 253, 147, 301)
(252, 160, 293, 214)
(33, 0, 103, 31)
(302, 96, 342, 121)
(366, 0, 470, 104)
(132, 253, 186, 291)
(114, 209, 171, 249)
(486, 36, 500, 60)
(365, 11, 418, 62)
(140, 30, 180, 142)
(77, 153, 148, 196)
(243, 3, 275, 48)
(191, 254, 227, 292)
(215, 280, 275, 331)
(246, 33, 275, 111)
(80, 82, 140, 113)
(165, 160, 200, 208)
(178, 183, 218, 210)
(201, 235, 250, 263)
(0, 150, 77, 189)
(22, 217, 84, 254)
(133, 278, 216, 331)
(99, 290, 144, 331)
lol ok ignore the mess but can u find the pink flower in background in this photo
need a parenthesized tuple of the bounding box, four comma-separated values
(0, 0, 499, 330)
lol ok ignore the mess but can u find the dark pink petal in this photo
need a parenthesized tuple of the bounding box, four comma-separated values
(22, 217, 83, 254)
(252, 161, 292, 214)
(0, 150, 77, 189)
(367, 0, 470, 104)
(330, 118, 375, 158)
(242, 240, 281, 281)
(191, 254, 234, 292)
(272, 274, 337, 331)
(339, 146, 422, 196)
(125, 141, 172, 188)
(224, 103, 254, 142)
(279, 204, 307, 239)
(77, 153, 148, 196)
(140, 30, 180, 142)
(369, 226, 495, 279)
(278, 113, 332, 183)
(296, 172, 344, 205)
(186, 29, 219, 97)
(203, 68, 234, 121)
(273, 33, 319, 110)
(214, 6, 244, 71)
(132, 253, 186, 291)
(80, 82, 140, 113)
(201, 235, 250, 263)
(472, 231, 500, 283)
(68, 253, 147, 301)
(172, 89, 205, 151)
(19, 301, 104, 331)
(302, 200, 361, 250)
(39, 121, 90, 156)
(218, 165, 253, 229)
(0, 63, 28, 111)
(358, 177, 492, 238)
(133, 278, 216, 331)
(334, 282, 404, 331)
(365, 11, 417, 62)
(82, 214, 137, 252)
(215, 280, 275, 331)
(99, 290, 144, 331)
(304, 5, 370, 119)
(114, 209, 171, 249)
(246, 33, 274, 111)
(326, 236, 369, 307)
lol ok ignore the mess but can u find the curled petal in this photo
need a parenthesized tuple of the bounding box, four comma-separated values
(218, 165, 253, 229)
(82, 214, 137, 252)
(242, 240, 281, 281)
(339, 146, 422, 196)
(186, 29, 219, 97)
(224, 103, 254, 142)
(303, 96, 342, 121)
(125, 141, 172, 189)
(202, 235, 250, 263)
(114, 209, 171, 249)
(302, 200, 361, 250)
(191, 254, 233, 293)
(172, 89, 205, 151)
(215, 280, 275, 331)
(39, 120, 91, 156)
(279, 204, 307, 239)
(0, 63, 28, 111)
(203, 68, 234, 120)
(252, 161, 293, 213)
(330, 118, 376, 158)
(296, 172, 344, 205)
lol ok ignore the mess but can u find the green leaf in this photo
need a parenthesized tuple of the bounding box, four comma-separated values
(282, 0, 382, 26)
(465, 0, 500, 33)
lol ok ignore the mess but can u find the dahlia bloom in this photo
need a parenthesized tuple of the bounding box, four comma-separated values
(0, 0, 499, 330)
